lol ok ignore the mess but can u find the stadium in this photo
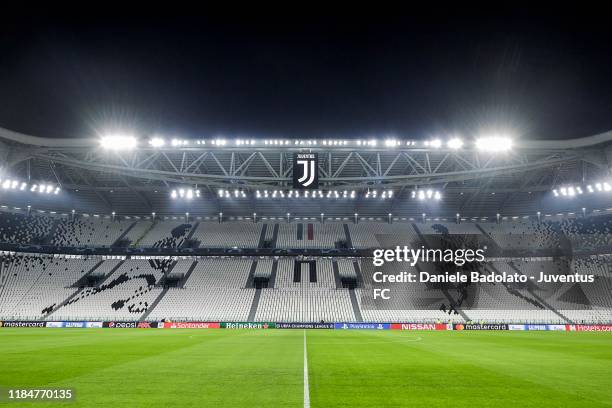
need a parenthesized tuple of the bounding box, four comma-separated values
(1, 14, 611, 408)
(1, 126, 611, 406)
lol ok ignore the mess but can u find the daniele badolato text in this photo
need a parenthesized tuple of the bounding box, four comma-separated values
(369, 246, 594, 300)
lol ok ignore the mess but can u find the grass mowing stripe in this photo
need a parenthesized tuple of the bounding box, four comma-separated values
(0, 329, 304, 408)
(304, 329, 310, 408)
(307, 330, 612, 408)
(1, 329, 240, 387)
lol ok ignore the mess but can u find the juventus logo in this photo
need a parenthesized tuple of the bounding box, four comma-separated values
(297, 158, 316, 186)
(293, 153, 319, 189)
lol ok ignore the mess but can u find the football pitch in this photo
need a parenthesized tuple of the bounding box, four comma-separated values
(1, 329, 611, 407)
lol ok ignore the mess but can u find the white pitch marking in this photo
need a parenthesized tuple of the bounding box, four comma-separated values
(303, 329, 310, 408)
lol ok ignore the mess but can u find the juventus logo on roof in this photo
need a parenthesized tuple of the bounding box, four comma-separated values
(293, 153, 319, 189)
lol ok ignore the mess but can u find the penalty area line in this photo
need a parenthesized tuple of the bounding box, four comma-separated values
(304, 329, 310, 408)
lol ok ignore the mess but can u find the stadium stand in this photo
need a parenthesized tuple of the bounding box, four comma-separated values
(347, 222, 420, 248)
(479, 219, 561, 251)
(191, 222, 262, 248)
(0, 212, 53, 244)
(51, 218, 131, 247)
(1, 209, 612, 323)
(137, 220, 194, 248)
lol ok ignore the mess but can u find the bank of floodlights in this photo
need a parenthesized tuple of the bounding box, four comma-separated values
(0, 177, 60, 195)
(235, 139, 256, 146)
(143, 133, 512, 152)
(412, 189, 442, 201)
(171, 139, 190, 146)
(384, 139, 401, 148)
(149, 137, 165, 147)
(254, 189, 357, 199)
(264, 139, 290, 145)
(322, 140, 348, 146)
(424, 139, 442, 148)
(293, 140, 318, 146)
(211, 139, 227, 146)
(553, 181, 612, 198)
(355, 140, 378, 147)
(216, 189, 246, 199)
(170, 188, 201, 200)
(365, 190, 394, 199)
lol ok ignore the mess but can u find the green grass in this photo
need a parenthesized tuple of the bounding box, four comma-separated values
(1, 329, 611, 407)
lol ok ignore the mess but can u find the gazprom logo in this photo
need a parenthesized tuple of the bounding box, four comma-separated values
(293, 153, 319, 189)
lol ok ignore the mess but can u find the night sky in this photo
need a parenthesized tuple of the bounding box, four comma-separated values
(0, 14, 611, 140)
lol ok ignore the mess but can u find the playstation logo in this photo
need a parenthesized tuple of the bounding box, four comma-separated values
(293, 153, 319, 189)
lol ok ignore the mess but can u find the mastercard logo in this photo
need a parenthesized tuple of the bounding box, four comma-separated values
(455, 324, 464, 331)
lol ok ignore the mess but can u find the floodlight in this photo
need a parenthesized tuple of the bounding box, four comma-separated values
(475, 135, 513, 152)
(171, 139, 189, 146)
(429, 139, 442, 148)
(149, 137, 165, 147)
(100, 135, 137, 150)
(447, 138, 463, 149)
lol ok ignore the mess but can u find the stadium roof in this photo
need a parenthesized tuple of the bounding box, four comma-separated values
(0, 126, 611, 218)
